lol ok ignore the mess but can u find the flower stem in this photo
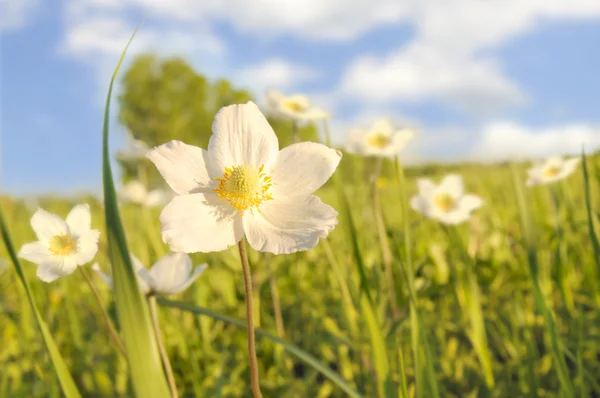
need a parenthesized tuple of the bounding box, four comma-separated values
(292, 120, 300, 143)
(238, 238, 262, 398)
(78, 267, 127, 358)
(264, 254, 285, 338)
(148, 295, 179, 398)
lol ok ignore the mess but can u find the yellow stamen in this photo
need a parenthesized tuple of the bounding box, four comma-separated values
(543, 165, 561, 177)
(282, 99, 306, 113)
(433, 193, 456, 212)
(213, 164, 273, 214)
(367, 133, 390, 149)
(49, 234, 77, 256)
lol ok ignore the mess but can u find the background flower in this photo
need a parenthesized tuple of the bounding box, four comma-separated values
(346, 119, 415, 158)
(265, 89, 329, 122)
(526, 156, 580, 186)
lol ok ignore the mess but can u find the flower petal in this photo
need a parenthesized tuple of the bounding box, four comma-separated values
(92, 263, 113, 289)
(147, 140, 213, 195)
(168, 264, 207, 295)
(159, 193, 243, 253)
(209, 102, 279, 172)
(30, 209, 68, 244)
(295, 107, 329, 121)
(243, 195, 338, 254)
(458, 194, 484, 213)
(438, 174, 464, 198)
(410, 195, 430, 216)
(66, 204, 92, 237)
(387, 128, 415, 154)
(371, 119, 394, 134)
(145, 190, 170, 208)
(36, 257, 77, 283)
(271, 142, 342, 197)
(147, 253, 192, 295)
(73, 229, 100, 265)
(345, 129, 368, 156)
(438, 210, 472, 225)
(416, 178, 437, 201)
(120, 181, 147, 204)
(18, 241, 51, 264)
(130, 254, 152, 293)
(557, 157, 580, 180)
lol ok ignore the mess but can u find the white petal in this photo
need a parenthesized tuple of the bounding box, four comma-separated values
(438, 210, 472, 225)
(146, 140, 213, 195)
(410, 195, 430, 216)
(92, 263, 113, 289)
(30, 209, 68, 244)
(130, 254, 152, 293)
(438, 174, 464, 197)
(458, 194, 484, 213)
(345, 129, 368, 156)
(73, 229, 100, 265)
(271, 142, 342, 197)
(371, 119, 394, 134)
(388, 129, 415, 153)
(66, 204, 92, 237)
(36, 257, 77, 283)
(18, 241, 52, 264)
(120, 181, 147, 204)
(416, 178, 437, 201)
(209, 102, 279, 172)
(296, 107, 329, 121)
(159, 193, 243, 253)
(145, 190, 169, 208)
(243, 195, 338, 254)
(147, 253, 192, 295)
(168, 264, 207, 295)
(265, 89, 285, 111)
(557, 157, 580, 179)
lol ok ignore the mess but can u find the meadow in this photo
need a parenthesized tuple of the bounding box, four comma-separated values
(1, 34, 600, 398)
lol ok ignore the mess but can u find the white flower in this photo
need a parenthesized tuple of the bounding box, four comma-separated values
(92, 252, 206, 296)
(18, 205, 100, 282)
(147, 101, 341, 254)
(411, 174, 483, 225)
(116, 134, 150, 161)
(347, 119, 415, 158)
(119, 180, 171, 208)
(265, 89, 329, 122)
(526, 156, 580, 186)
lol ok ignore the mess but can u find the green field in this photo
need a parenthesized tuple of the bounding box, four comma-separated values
(2, 150, 599, 397)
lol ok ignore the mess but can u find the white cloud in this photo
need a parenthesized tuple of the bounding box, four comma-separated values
(471, 122, 600, 161)
(236, 59, 319, 95)
(0, 0, 41, 32)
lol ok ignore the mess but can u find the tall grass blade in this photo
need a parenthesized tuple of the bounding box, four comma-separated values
(511, 164, 574, 398)
(158, 298, 364, 398)
(101, 17, 171, 398)
(581, 150, 600, 305)
(0, 210, 82, 398)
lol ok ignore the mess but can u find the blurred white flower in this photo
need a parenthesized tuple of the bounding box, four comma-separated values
(411, 174, 483, 225)
(119, 181, 171, 208)
(0, 258, 9, 275)
(265, 89, 329, 122)
(347, 119, 415, 158)
(526, 156, 580, 186)
(116, 134, 150, 161)
(147, 101, 341, 254)
(18, 205, 100, 282)
(92, 252, 207, 296)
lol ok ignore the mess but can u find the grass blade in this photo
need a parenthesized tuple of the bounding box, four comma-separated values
(101, 17, 171, 398)
(581, 150, 600, 306)
(0, 210, 82, 398)
(158, 298, 364, 398)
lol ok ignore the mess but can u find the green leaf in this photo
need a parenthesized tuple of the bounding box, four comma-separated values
(581, 150, 600, 305)
(0, 210, 82, 398)
(158, 298, 364, 398)
(101, 17, 171, 398)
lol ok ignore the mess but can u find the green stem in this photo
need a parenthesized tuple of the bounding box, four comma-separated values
(238, 239, 262, 398)
(148, 295, 179, 398)
(78, 267, 127, 359)
(264, 254, 285, 338)
(292, 120, 300, 143)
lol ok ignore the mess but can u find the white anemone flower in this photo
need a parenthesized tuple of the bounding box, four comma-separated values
(147, 101, 341, 254)
(526, 156, 580, 186)
(265, 89, 329, 122)
(347, 119, 415, 158)
(18, 205, 100, 282)
(119, 180, 171, 208)
(92, 252, 207, 296)
(411, 174, 483, 225)
(116, 135, 150, 161)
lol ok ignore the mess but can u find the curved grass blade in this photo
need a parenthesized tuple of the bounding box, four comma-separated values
(101, 17, 171, 398)
(0, 210, 82, 398)
(581, 150, 600, 306)
(158, 298, 364, 398)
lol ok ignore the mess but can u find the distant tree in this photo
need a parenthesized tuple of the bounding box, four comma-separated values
(117, 53, 319, 186)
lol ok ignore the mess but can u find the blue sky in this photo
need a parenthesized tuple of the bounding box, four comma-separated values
(2, 0, 600, 196)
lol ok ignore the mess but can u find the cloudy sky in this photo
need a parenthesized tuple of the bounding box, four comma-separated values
(1, 0, 600, 195)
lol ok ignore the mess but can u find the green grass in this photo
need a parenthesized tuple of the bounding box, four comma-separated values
(1, 151, 599, 397)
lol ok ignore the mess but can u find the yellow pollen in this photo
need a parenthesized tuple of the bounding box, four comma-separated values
(543, 165, 561, 177)
(282, 99, 306, 113)
(433, 193, 456, 212)
(49, 234, 77, 256)
(367, 133, 390, 149)
(213, 164, 273, 214)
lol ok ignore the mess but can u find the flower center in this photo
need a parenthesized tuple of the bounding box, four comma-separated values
(49, 234, 77, 256)
(282, 99, 306, 113)
(543, 165, 561, 177)
(213, 164, 273, 213)
(367, 133, 390, 149)
(433, 193, 456, 212)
